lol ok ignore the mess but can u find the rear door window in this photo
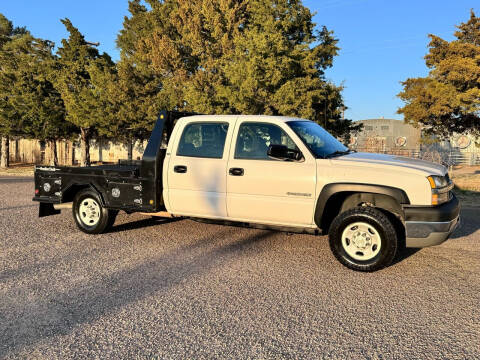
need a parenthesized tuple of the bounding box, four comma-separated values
(177, 122, 229, 159)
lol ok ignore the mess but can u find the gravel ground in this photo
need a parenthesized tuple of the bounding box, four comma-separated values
(0, 177, 479, 359)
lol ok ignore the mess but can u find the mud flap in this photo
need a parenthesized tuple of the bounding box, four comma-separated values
(39, 202, 61, 218)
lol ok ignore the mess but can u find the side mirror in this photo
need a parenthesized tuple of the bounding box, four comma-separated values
(267, 144, 303, 161)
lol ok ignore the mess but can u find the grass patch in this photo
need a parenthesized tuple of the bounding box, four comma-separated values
(452, 175, 480, 207)
(452, 175, 480, 192)
(450, 166, 480, 207)
(0, 164, 34, 176)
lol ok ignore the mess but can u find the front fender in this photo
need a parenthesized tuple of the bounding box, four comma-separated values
(314, 183, 410, 228)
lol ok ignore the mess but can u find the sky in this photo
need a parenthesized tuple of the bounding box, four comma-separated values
(1, 0, 478, 121)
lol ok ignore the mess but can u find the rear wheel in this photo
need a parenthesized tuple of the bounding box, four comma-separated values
(329, 207, 398, 272)
(73, 189, 114, 234)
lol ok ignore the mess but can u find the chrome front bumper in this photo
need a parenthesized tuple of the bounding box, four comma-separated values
(405, 215, 460, 248)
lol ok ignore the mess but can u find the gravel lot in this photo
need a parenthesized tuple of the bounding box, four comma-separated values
(0, 177, 479, 359)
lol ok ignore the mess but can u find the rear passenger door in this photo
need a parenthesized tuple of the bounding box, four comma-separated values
(167, 119, 234, 218)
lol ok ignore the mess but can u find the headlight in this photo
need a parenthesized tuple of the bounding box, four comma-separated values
(427, 175, 448, 189)
(427, 175, 452, 205)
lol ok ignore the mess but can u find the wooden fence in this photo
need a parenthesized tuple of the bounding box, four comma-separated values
(3, 138, 148, 166)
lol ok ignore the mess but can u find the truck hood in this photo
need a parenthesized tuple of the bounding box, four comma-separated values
(332, 152, 446, 176)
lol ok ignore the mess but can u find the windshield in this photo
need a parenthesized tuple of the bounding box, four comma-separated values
(287, 120, 349, 158)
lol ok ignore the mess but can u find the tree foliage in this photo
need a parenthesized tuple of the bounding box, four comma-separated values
(6, 38, 71, 135)
(55, 18, 117, 165)
(0, 14, 29, 167)
(118, 0, 359, 139)
(1, 0, 359, 169)
(398, 10, 480, 139)
(116, 0, 165, 141)
(0, 14, 77, 166)
(0, 14, 28, 139)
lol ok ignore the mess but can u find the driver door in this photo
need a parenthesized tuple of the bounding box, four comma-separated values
(226, 118, 317, 226)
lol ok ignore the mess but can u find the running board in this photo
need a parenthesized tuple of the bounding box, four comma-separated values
(190, 217, 322, 235)
(139, 211, 174, 218)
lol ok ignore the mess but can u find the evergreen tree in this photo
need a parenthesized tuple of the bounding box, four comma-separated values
(3, 34, 74, 165)
(398, 10, 480, 139)
(115, 0, 168, 155)
(118, 0, 359, 139)
(0, 13, 29, 168)
(55, 19, 117, 166)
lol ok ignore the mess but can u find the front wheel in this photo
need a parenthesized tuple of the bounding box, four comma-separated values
(73, 189, 115, 234)
(328, 207, 398, 272)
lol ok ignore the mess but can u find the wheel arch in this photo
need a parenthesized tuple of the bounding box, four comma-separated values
(63, 182, 107, 206)
(315, 183, 410, 233)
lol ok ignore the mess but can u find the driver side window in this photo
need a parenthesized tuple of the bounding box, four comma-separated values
(234, 122, 298, 160)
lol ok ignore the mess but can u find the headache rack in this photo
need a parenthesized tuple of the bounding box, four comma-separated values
(140, 110, 200, 179)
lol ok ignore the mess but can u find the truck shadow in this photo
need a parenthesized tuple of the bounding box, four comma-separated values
(107, 216, 184, 233)
(449, 207, 478, 239)
(392, 247, 420, 266)
(0, 177, 33, 184)
(0, 204, 37, 212)
(0, 229, 276, 357)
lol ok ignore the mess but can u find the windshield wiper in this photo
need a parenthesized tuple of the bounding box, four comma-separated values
(325, 149, 354, 158)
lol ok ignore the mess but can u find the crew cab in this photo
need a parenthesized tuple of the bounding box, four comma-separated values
(33, 111, 460, 271)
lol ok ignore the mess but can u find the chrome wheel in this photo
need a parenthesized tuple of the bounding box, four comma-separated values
(341, 221, 382, 261)
(78, 198, 101, 227)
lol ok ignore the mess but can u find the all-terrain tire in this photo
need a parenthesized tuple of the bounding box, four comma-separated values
(329, 206, 398, 272)
(72, 189, 114, 234)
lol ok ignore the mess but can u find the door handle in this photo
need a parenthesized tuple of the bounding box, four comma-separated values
(174, 165, 187, 173)
(229, 167, 244, 176)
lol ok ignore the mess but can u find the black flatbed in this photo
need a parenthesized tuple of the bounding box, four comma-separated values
(36, 163, 141, 176)
(33, 111, 196, 216)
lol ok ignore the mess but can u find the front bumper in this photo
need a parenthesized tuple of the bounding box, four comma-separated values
(403, 194, 460, 248)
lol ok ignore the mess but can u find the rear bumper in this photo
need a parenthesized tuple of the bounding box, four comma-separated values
(32, 196, 61, 204)
(403, 195, 460, 248)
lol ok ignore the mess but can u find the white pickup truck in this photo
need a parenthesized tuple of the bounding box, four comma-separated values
(34, 111, 460, 271)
